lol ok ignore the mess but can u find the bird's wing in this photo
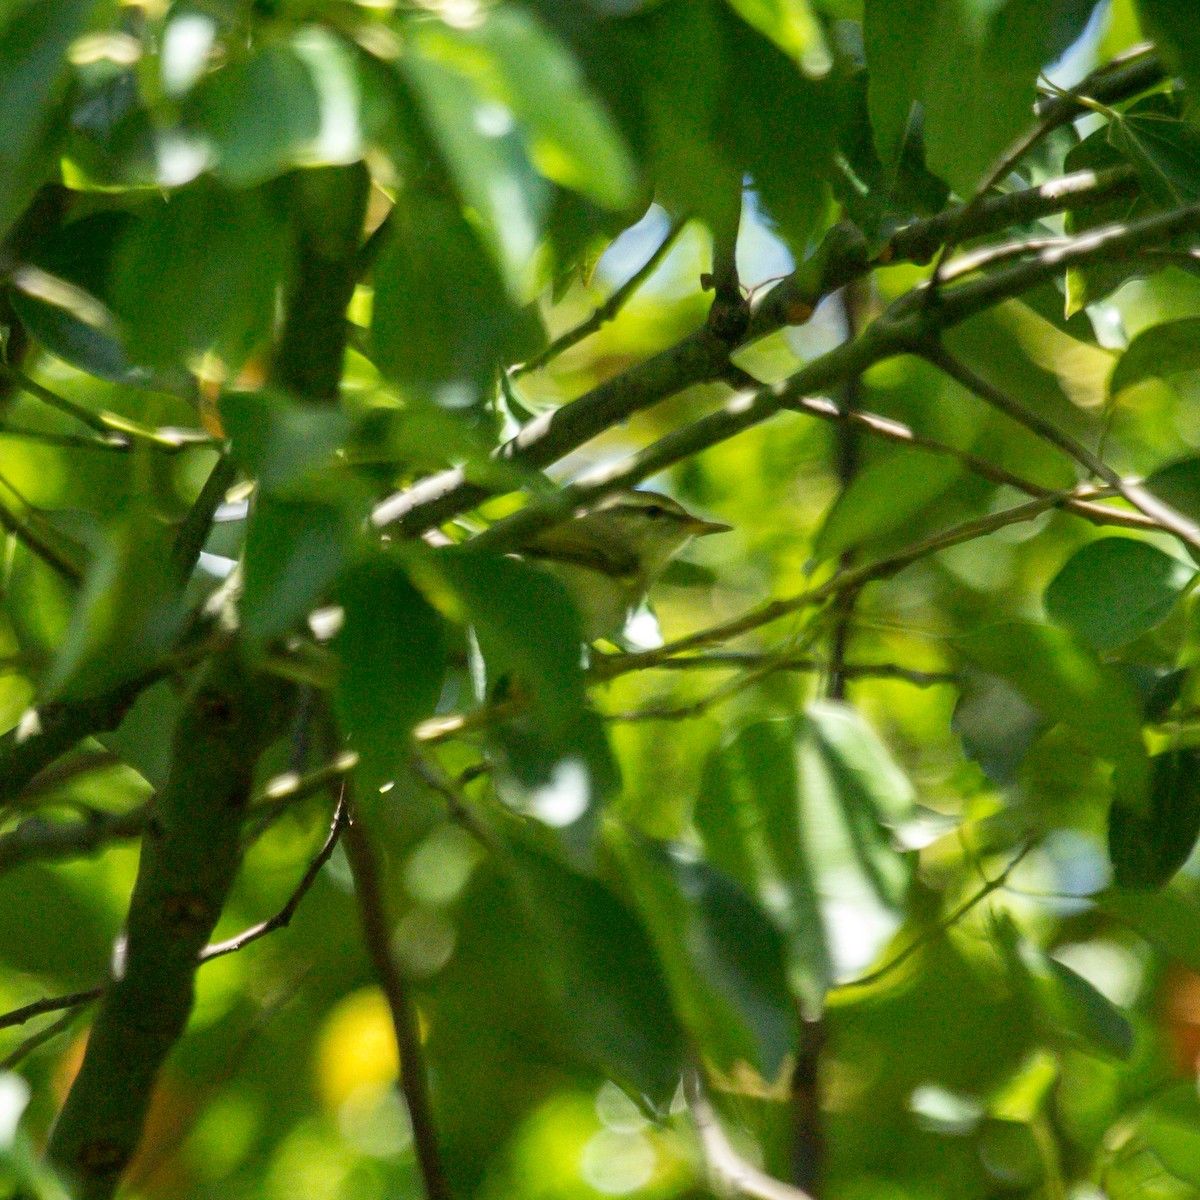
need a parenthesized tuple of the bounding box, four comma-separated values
(519, 523, 639, 579)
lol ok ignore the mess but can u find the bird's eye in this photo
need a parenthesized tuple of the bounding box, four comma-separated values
(642, 504, 665, 519)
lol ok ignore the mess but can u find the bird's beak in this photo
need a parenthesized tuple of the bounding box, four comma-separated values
(687, 517, 733, 536)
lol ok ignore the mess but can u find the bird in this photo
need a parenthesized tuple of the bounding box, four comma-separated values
(518, 489, 730, 642)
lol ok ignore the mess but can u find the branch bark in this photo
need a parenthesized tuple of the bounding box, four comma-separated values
(342, 796, 453, 1200)
(46, 652, 290, 1199)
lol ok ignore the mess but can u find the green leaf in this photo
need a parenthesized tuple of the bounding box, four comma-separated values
(1044, 538, 1195, 652)
(439, 548, 617, 818)
(370, 188, 543, 404)
(503, 834, 685, 1106)
(707, 720, 832, 1002)
(42, 508, 185, 702)
(956, 621, 1146, 761)
(864, 0, 1100, 193)
(1109, 750, 1200, 891)
(197, 44, 321, 185)
(455, 7, 639, 212)
(111, 181, 290, 372)
(1109, 104, 1200, 209)
(611, 831, 796, 1082)
(441, 549, 586, 734)
(1139, 1084, 1200, 1187)
(0, 0, 96, 240)
(220, 390, 349, 493)
(1109, 319, 1200, 400)
(996, 915, 1133, 1060)
(722, 0, 831, 76)
(808, 701, 917, 829)
(1100, 885, 1200, 974)
(241, 498, 350, 650)
(334, 557, 447, 796)
(401, 39, 550, 301)
(813, 447, 961, 562)
(801, 704, 914, 913)
(1136, 1, 1200, 109)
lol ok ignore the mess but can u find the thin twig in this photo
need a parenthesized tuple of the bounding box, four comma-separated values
(783, 394, 1158, 531)
(0, 493, 83, 582)
(201, 792, 347, 961)
(4, 368, 122, 439)
(838, 843, 1034, 991)
(605, 492, 1072, 672)
(514, 217, 687, 377)
(343, 788, 453, 1200)
(924, 342, 1200, 551)
(0, 988, 103, 1032)
(0, 1000, 92, 1071)
(597, 653, 957, 686)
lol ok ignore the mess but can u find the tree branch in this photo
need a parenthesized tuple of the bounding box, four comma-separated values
(342, 792, 453, 1200)
(47, 652, 290, 1199)
(372, 165, 1139, 539)
(924, 342, 1200, 551)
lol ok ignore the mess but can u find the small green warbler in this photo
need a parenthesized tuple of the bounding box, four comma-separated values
(520, 489, 730, 641)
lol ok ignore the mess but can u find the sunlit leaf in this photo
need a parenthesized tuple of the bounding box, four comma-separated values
(722, 0, 830, 76)
(1109, 318, 1200, 400)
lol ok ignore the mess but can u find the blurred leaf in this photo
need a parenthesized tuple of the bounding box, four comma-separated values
(0, 0, 95, 240)
(241, 497, 350, 649)
(441, 549, 587, 735)
(197, 42, 321, 185)
(864, 0, 1100, 192)
(101, 678, 183, 791)
(503, 833, 685, 1106)
(1044, 538, 1194, 652)
(370, 188, 543, 404)
(1139, 1083, 1200, 1187)
(808, 701, 917, 829)
(722, 0, 830, 75)
(813, 447, 960, 562)
(1145, 456, 1200, 523)
(704, 720, 833, 1002)
(1136, 0, 1200, 107)
(440, 549, 616, 823)
(953, 672, 1045, 785)
(220, 390, 349, 493)
(401, 38, 550, 301)
(995, 914, 1133, 1060)
(803, 703, 915, 912)
(334, 556, 447, 795)
(1109, 318, 1200, 399)
(42, 507, 184, 702)
(1109, 749, 1200, 890)
(611, 831, 796, 1081)
(956, 621, 1146, 769)
(1100, 885, 1200, 974)
(111, 181, 290, 371)
(453, 7, 640, 212)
